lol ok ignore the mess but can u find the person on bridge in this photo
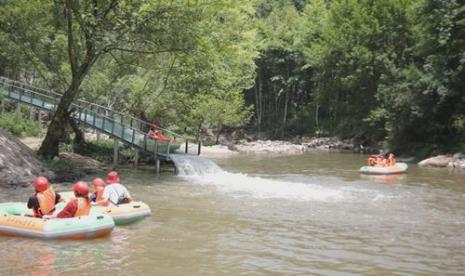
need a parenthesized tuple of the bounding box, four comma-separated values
(44, 181, 91, 219)
(27, 176, 61, 218)
(97, 171, 132, 206)
(149, 121, 169, 142)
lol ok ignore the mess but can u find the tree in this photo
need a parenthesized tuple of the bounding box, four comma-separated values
(0, 0, 217, 158)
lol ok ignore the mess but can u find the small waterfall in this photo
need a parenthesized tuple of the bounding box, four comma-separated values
(170, 154, 223, 176)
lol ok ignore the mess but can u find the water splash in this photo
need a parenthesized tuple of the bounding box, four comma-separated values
(171, 154, 344, 201)
(170, 154, 222, 176)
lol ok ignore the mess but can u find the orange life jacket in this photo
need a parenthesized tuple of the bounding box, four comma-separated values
(367, 157, 376, 166)
(74, 197, 91, 217)
(386, 158, 396, 167)
(35, 187, 56, 217)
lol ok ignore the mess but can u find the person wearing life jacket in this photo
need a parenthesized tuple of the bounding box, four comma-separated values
(374, 155, 387, 167)
(27, 176, 61, 218)
(367, 156, 377, 166)
(386, 153, 396, 167)
(150, 129, 168, 142)
(44, 181, 91, 219)
(89, 178, 106, 203)
(97, 171, 132, 206)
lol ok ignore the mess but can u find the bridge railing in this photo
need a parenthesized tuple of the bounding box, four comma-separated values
(0, 76, 202, 156)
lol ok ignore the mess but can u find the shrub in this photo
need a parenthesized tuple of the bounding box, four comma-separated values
(0, 112, 38, 137)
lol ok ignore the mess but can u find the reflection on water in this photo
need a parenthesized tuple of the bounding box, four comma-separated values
(0, 152, 465, 274)
(360, 173, 407, 185)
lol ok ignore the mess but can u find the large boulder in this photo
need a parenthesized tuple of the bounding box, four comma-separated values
(0, 128, 54, 188)
(418, 155, 453, 168)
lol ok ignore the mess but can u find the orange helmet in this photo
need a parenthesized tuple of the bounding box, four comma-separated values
(34, 176, 49, 192)
(92, 178, 106, 189)
(73, 181, 89, 196)
(107, 171, 120, 184)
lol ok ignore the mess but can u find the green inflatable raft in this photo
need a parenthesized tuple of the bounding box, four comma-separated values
(359, 162, 408, 175)
(0, 202, 114, 239)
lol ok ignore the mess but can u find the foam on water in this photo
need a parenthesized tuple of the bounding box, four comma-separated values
(171, 154, 346, 202)
(183, 171, 345, 201)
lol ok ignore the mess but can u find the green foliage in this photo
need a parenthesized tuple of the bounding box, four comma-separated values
(73, 140, 134, 164)
(192, 90, 253, 134)
(1, 0, 465, 157)
(0, 112, 37, 138)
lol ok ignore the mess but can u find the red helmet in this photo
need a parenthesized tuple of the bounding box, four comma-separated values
(107, 171, 120, 184)
(73, 181, 89, 196)
(34, 176, 49, 192)
(92, 178, 106, 189)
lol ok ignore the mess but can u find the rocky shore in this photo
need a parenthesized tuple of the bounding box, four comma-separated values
(218, 136, 359, 155)
(0, 128, 54, 188)
(418, 154, 465, 170)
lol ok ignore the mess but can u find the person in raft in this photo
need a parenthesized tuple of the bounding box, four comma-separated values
(385, 153, 396, 167)
(367, 153, 396, 167)
(97, 171, 132, 206)
(89, 178, 106, 203)
(27, 176, 62, 218)
(44, 181, 91, 219)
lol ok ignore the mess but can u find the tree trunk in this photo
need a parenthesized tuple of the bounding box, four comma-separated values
(282, 89, 289, 137)
(69, 118, 85, 146)
(38, 81, 80, 158)
(215, 125, 223, 145)
(38, 1, 96, 158)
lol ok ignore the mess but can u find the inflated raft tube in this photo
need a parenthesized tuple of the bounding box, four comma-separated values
(359, 162, 408, 175)
(0, 202, 114, 239)
(96, 202, 151, 225)
(59, 192, 151, 225)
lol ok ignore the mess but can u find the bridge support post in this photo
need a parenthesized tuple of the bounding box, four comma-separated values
(113, 138, 119, 168)
(0, 98, 4, 114)
(154, 149, 160, 175)
(37, 110, 42, 136)
(96, 131, 100, 142)
(29, 107, 34, 121)
(134, 149, 139, 168)
(156, 158, 160, 175)
(15, 103, 21, 120)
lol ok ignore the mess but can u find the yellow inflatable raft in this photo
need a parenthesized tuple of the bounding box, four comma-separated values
(59, 192, 151, 225)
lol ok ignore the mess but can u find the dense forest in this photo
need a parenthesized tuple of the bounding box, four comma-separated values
(0, 0, 464, 157)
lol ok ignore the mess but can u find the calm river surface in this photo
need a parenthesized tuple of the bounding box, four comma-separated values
(1, 152, 465, 275)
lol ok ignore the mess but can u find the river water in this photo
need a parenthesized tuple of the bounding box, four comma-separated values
(1, 152, 465, 275)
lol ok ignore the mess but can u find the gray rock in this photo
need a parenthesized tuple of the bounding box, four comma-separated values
(418, 155, 453, 167)
(0, 128, 55, 188)
(453, 152, 465, 159)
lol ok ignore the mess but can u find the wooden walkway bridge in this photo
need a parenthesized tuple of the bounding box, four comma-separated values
(0, 76, 200, 173)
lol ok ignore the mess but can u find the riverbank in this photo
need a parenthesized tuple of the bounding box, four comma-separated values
(10, 128, 465, 178)
(205, 136, 367, 156)
(0, 129, 108, 187)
